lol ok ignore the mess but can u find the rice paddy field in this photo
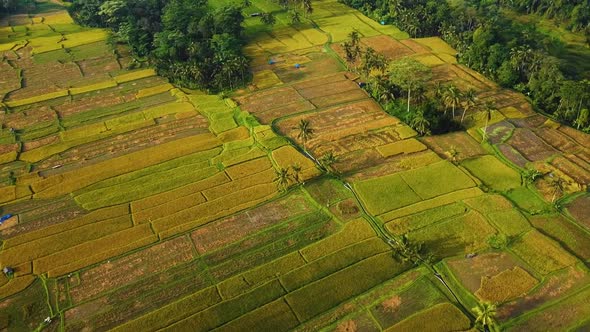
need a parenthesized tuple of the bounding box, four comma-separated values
(1, 0, 590, 331)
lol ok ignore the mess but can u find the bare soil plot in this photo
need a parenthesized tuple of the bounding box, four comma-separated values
(399, 39, 431, 53)
(497, 143, 530, 168)
(507, 128, 558, 162)
(190, 192, 316, 254)
(509, 114, 548, 129)
(273, 52, 344, 84)
(551, 155, 590, 186)
(277, 99, 397, 156)
(34, 115, 209, 175)
(64, 261, 210, 331)
(567, 195, 590, 229)
(363, 35, 415, 60)
(498, 265, 590, 321)
(559, 125, 590, 148)
(533, 127, 581, 154)
(68, 235, 196, 304)
(446, 252, 531, 294)
(0, 195, 86, 239)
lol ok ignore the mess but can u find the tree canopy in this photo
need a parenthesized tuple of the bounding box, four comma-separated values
(69, 0, 250, 92)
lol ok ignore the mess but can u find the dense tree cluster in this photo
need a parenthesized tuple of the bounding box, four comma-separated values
(502, 0, 590, 33)
(338, 0, 590, 132)
(68, 0, 249, 91)
(0, 0, 35, 15)
(342, 33, 463, 136)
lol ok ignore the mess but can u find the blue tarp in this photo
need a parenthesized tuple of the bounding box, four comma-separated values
(0, 214, 12, 222)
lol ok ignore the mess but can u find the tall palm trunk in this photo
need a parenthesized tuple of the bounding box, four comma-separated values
(407, 88, 411, 113)
(483, 117, 489, 142)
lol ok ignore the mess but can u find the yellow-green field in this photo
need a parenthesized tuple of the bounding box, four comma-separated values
(1, 0, 590, 331)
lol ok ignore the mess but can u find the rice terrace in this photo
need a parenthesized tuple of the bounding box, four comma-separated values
(0, 0, 589, 330)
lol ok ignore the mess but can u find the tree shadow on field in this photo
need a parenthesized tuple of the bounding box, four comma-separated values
(422, 235, 466, 261)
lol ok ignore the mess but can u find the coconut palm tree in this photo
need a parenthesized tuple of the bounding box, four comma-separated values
(574, 108, 589, 130)
(296, 119, 314, 151)
(442, 84, 462, 118)
(434, 81, 445, 99)
(481, 101, 497, 142)
(472, 302, 498, 332)
(389, 57, 432, 113)
(302, 0, 312, 17)
(461, 88, 477, 123)
(549, 174, 566, 203)
(391, 234, 426, 265)
(290, 163, 302, 184)
(521, 168, 542, 186)
(274, 167, 290, 191)
(319, 151, 338, 174)
(410, 110, 431, 136)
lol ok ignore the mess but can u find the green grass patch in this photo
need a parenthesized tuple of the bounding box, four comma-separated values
(285, 253, 409, 322)
(75, 149, 221, 210)
(487, 209, 532, 236)
(504, 187, 549, 214)
(162, 280, 285, 331)
(281, 237, 389, 291)
(379, 187, 483, 222)
(399, 161, 476, 200)
(388, 303, 470, 332)
(409, 210, 496, 257)
(354, 173, 421, 215)
(300, 218, 376, 261)
(385, 202, 467, 235)
(370, 277, 448, 329)
(528, 214, 590, 262)
(463, 193, 514, 214)
(215, 299, 299, 332)
(218, 252, 306, 300)
(0, 279, 51, 331)
(511, 230, 578, 275)
(112, 286, 222, 332)
(461, 155, 521, 192)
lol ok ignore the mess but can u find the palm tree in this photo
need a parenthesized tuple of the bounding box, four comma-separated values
(574, 108, 589, 130)
(389, 58, 432, 113)
(472, 302, 498, 332)
(410, 110, 431, 136)
(291, 163, 302, 184)
(481, 101, 497, 142)
(390, 234, 426, 265)
(290, 10, 301, 24)
(296, 119, 314, 151)
(445, 146, 459, 163)
(274, 167, 290, 191)
(302, 0, 313, 17)
(521, 168, 542, 186)
(549, 174, 566, 203)
(461, 88, 477, 123)
(370, 74, 395, 103)
(442, 84, 462, 118)
(260, 12, 276, 26)
(434, 81, 445, 99)
(319, 151, 338, 174)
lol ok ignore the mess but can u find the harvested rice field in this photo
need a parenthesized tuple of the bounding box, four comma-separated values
(1, 0, 590, 331)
